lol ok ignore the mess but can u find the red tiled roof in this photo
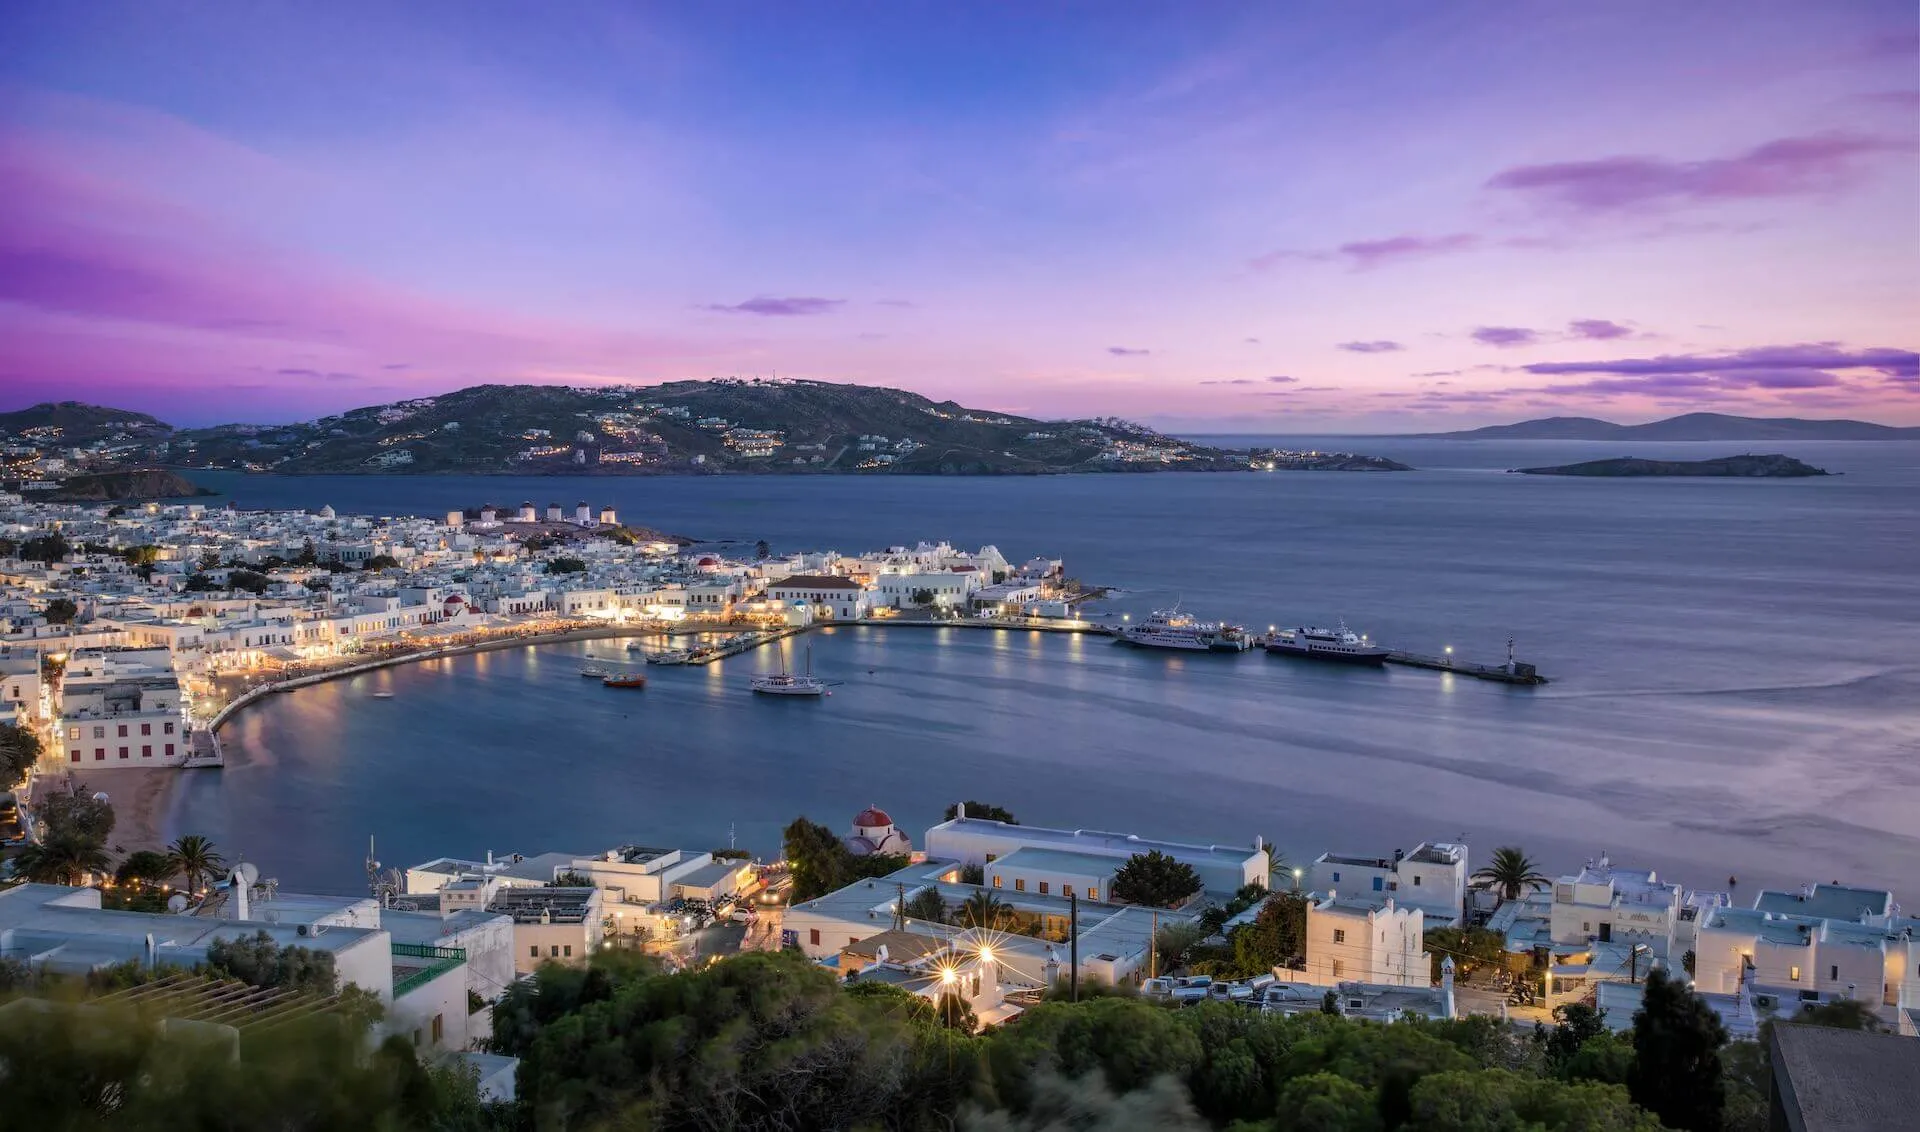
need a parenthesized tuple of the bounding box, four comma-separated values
(768, 575, 864, 590)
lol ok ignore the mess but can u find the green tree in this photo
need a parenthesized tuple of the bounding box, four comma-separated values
(0, 722, 42, 787)
(1155, 920, 1209, 975)
(19, 533, 71, 563)
(1110, 850, 1203, 908)
(1425, 925, 1509, 982)
(121, 544, 160, 580)
(1471, 846, 1552, 903)
(936, 991, 978, 1033)
(488, 949, 660, 1057)
(545, 556, 587, 574)
(1544, 1002, 1610, 1071)
(34, 782, 116, 843)
(1231, 891, 1309, 974)
(1274, 1071, 1381, 1132)
(904, 887, 947, 923)
(227, 568, 270, 594)
(967, 1073, 1209, 1132)
(197, 548, 221, 570)
(982, 995, 1206, 1113)
(783, 815, 849, 900)
(202, 929, 339, 994)
(1407, 1069, 1659, 1131)
(547, 870, 593, 887)
(114, 849, 177, 889)
(295, 538, 319, 566)
(1787, 998, 1884, 1031)
(14, 830, 111, 885)
(166, 834, 227, 894)
(944, 800, 1018, 824)
(43, 597, 79, 625)
(1627, 968, 1728, 1132)
(362, 553, 400, 570)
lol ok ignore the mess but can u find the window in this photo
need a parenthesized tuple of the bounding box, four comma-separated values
(1015, 879, 1026, 892)
(564, 945, 573, 957)
(95, 749, 105, 761)
(1087, 889, 1097, 902)
(93, 726, 105, 740)
(431, 1015, 444, 1044)
(1331, 960, 1344, 977)
(70, 749, 80, 762)
(164, 722, 175, 734)
(1038, 881, 1049, 894)
(1332, 871, 1341, 882)
(530, 946, 538, 957)
(809, 929, 820, 946)
(1412, 876, 1422, 886)
(118, 747, 128, 759)
(1063, 885, 1074, 898)
(142, 746, 151, 757)
(141, 723, 151, 736)
(550, 945, 560, 957)
(1790, 965, 1801, 982)
(1829, 965, 1838, 981)
(118, 724, 128, 738)
(1333, 929, 1346, 944)
(1372, 877, 1383, 891)
(992, 875, 1002, 888)
(68, 727, 80, 740)
(165, 744, 175, 757)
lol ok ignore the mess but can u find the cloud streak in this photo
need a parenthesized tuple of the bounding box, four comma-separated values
(703, 296, 845, 316)
(1567, 319, 1632, 340)
(1108, 346, 1150, 357)
(1338, 340, 1404, 353)
(1486, 133, 1904, 214)
(1471, 326, 1539, 348)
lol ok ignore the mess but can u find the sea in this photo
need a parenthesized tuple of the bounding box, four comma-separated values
(163, 438, 1920, 898)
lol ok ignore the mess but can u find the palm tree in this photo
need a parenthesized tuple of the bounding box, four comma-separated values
(1471, 846, 1552, 904)
(959, 889, 1013, 931)
(15, 832, 111, 886)
(167, 835, 227, 895)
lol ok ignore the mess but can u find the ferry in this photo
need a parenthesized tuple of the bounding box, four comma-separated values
(644, 649, 693, 665)
(750, 645, 831, 697)
(602, 672, 648, 689)
(1118, 609, 1252, 652)
(1263, 623, 1389, 665)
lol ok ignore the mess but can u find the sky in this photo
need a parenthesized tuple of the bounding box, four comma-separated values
(2, 2, 1916, 431)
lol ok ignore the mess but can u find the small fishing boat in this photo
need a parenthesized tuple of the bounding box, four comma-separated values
(370, 691, 396, 699)
(579, 666, 610, 678)
(602, 673, 648, 689)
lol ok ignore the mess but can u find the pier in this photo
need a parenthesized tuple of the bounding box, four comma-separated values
(1382, 646, 1547, 686)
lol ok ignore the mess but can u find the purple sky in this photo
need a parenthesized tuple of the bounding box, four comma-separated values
(2, 3, 1916, 429)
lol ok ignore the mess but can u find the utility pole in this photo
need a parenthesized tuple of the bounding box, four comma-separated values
(1069, 892, 1079, 1002)
(1149, 909, 1159, 980)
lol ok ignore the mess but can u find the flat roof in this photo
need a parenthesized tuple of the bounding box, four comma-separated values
(1771, 1024, 1920, 1132)
(486, 887, 597, 924)
(987, 847, 1123, 876)
(1754, 884, 1892, 924)
(671, 861, 740, 891)
(930, 817, 1260, 869)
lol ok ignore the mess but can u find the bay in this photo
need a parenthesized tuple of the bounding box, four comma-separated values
(169, 439, 1920, 895)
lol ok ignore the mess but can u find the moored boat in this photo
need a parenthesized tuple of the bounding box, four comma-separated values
(1263, 623, 1389, 665)
(750, 645, 830, 696)
(1119, 609, 1251, 652)
(579, 666, 610, 678)
(602, 673, 648, 689)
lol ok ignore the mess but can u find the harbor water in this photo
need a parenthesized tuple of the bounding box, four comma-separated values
(167, 439, 1920, 894)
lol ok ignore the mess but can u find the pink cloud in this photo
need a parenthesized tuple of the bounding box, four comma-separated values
(1471, 326, 1539, 348)
(1486, 133, 1905, 214)
(1337, 340, 1404, 354)
(1249, 233, 1478, 272)
(1108, 346, 1150, 357)
(1568, 319, 1633, 340)
(704, 296, 845, 316)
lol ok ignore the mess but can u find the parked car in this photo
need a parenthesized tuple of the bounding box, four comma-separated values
(1171, 975, 1214, 1003)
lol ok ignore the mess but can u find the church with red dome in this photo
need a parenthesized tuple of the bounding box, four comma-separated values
(844, 805, 913, 857)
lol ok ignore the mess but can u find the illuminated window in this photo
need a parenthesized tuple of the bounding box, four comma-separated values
(992, 876, 1002, 888)
(1063, 886, 1074, 898)
(1087, 889, 1097, 902)
(1038, 881, 1049, 895)
(1333, 929, 1346, 944)
(1015, 879, 1026, 892)
(1790, 966, 1801, 982)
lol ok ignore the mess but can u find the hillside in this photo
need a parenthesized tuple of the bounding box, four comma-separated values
(156, 380, 1247, 475)
(1413, 413, 1919, 441)
(33, 468, 217, 501)
(1513, 454, 1831, 477)
(0, 401, 173, 445)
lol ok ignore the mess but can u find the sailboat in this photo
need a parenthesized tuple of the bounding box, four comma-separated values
(750, 644, 830, 697)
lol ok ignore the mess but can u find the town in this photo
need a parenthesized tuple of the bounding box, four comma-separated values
(1, 489, 1914, 1125)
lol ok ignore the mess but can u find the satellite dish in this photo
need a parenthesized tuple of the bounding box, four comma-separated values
(93, 792, 111, 803)
(228, 862, 260, 890)
(166, 894, 189, 913)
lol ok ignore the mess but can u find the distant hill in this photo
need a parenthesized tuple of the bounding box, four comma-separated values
(1513, 454, 1831, 478)
(35, 468, 216, 501)
(0, 401, 173, 445)
(1412, 413, 1920, 441)
(154, 380, 1246, 475)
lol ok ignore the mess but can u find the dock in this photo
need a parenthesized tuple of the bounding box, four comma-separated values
(1382, 650, 1547, 686)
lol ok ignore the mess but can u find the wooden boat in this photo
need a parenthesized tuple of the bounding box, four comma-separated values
(602, 673, 648, 689)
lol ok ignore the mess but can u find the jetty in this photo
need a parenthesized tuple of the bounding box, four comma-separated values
(1382, 641, 1547, 686)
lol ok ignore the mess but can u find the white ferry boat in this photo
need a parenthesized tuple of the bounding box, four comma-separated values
(1263, 623, 1389, 665)
(578, 666, 610, 678)
(750, 645, 831, 696)
(1118, 609, 1251, 652)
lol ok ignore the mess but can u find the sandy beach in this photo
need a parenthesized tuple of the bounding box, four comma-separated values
(88, 767, 180, 856)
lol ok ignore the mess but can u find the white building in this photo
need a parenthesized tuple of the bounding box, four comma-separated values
(1306, 843, 1469, 927)
(1694, 883, 1917, 1012)
(924, 810, 1269, 899)
(55, 649, 190, 768)
(761, 575, 870, 620)
(1299, 893, 1428, 987)
(486, 886, 605, 974)
(1548, 855, 1684, 959)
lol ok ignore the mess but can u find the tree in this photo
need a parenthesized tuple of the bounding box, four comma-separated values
(960, 862, 985, 885)
(34, 782, 116, 843)
(960, 889, 1015, 931)
(0, 722, 42, 787)
(19, 533, 71, 563)
(1110, 850, 1202, 908)
(362, 554, 400, 571)
(114, 849, 177, 889)
(1273, 1071, 1381, 1132)
(754, 539, 770, 560)
(904, 887, 947, 923)
(197, 548, 221, 571)
(548, 870, 594, 887)
(944, 800, 1018, 824)
(1788, 998, 1883, 1031)
(1544, 1002, 1610, 1071)
(227, 568, 270, 594)
(295, 538, 319, 566)
(166, 834, 227, 894)
(13, 830, 111, 885)
(546, 556, 587, 574)
(783, 816, 850, 901)
(936, 991, 977, 1033)
(1425, 925, 1509, 982)
(1231, 891, 1309, 974)
(1628, 968, 1727, 1131)
(1471, 846, 1552, 903)
(911, 588, 935, 605)
(43, 597, 79, 625)
(203, 930, 339, 994)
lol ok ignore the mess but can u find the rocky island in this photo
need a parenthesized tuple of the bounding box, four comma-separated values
(1512, 454, 1832, 478)
(35, 469, 218, 501)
